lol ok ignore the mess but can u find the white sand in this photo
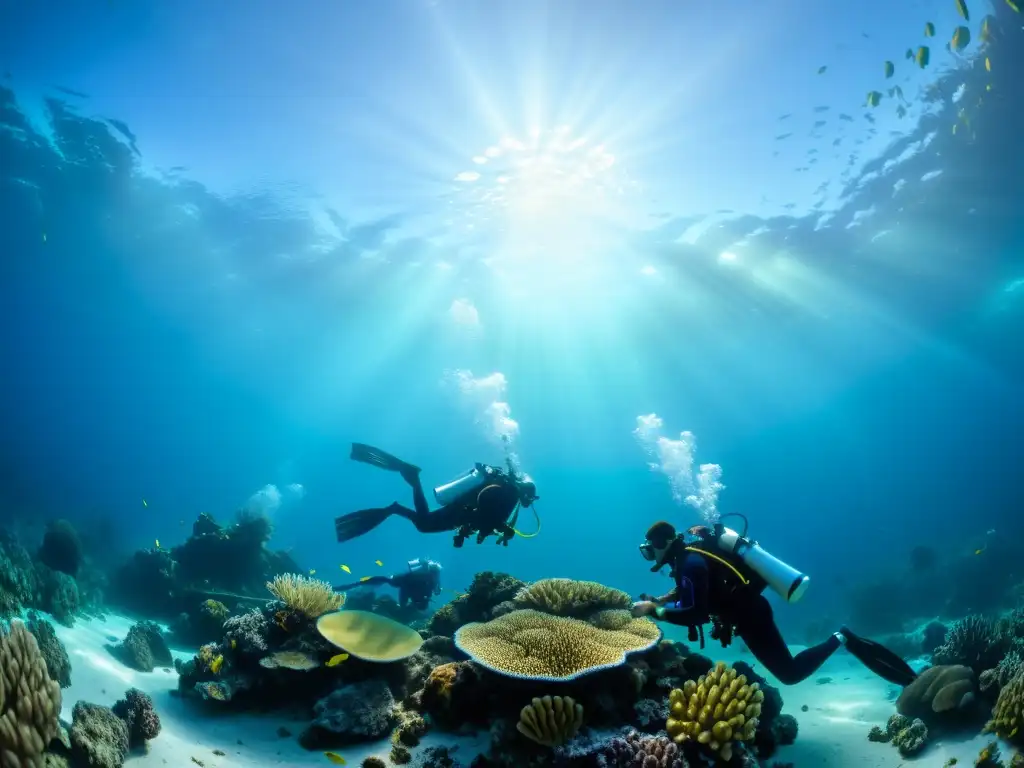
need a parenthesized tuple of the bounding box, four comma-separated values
(51, 613, 487, 767)
(49, 614, 1017, 766)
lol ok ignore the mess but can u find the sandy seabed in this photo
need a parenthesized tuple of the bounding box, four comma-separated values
(51, 614, 1013, 767)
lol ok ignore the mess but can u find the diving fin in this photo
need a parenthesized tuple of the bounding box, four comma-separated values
(350, 443, 420, 482)
(334, 504, 401, 543)
(841, 626, 917, 687)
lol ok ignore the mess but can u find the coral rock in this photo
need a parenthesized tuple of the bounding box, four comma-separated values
(69, 702, 130, 768)
(108, 621, 172, 673)
(300, 679, 397, 748)
(896, 664, 976, 724)
(0, 620, 62, 767)
(111, 688, 161, 748)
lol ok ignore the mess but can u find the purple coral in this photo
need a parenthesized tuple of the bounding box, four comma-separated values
(597, 730, 687, 768)
(112, 687, 162, 748)
(223, 607, 269, 653)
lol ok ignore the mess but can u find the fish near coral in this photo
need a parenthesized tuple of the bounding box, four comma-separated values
(210, 654, 224, 675)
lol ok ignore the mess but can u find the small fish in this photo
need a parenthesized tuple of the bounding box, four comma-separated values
(924, 21, 935, 36)
(42, 232, 47, 242)
(985, 57, 991, 71)
(359, 576, 372, 582)
(905, 48, 914, 60)
(1009, 0, 1020, 12)
(866, 91, 883, 107)
(154, 539, 160, 549)
(981, 15, 994, 41)
(210, 654, 224, 674)
(324, 752, 347, 766)
(817, 65, 827, 74)
(142, 499, 148, 507)
(952, 25, 970, 51)
(974, 547, 984, 555)
(230, 639, 237, 650)
(915, 46, 931, 69)
(374, 559, 383, 567)
(340, 564, 351, 574)
(325, 653, 349, 667)
(884, 61, 895, 78)
(955, 0, 970, 20)
(987, 528, 996, 535)
(309, 569, 316, 576)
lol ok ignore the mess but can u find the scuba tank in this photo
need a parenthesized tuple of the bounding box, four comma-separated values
(433, 464, 497, 505)
(714, 524, 810, 603)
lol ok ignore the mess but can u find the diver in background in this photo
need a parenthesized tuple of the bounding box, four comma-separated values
(335, 557, 442, 611)
(632, 520, 917, 687)
(334, 443, 539, 548)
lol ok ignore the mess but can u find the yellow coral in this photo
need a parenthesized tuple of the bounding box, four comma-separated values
(985, 670, 1024, 743)
(454, 609, 661, 681)
(517, 695, 584, 747)
(266, 574, 345, 619)
(514, 578, 633, 618)
(316, 610, 423, 662)
(666, 660, 764, 762)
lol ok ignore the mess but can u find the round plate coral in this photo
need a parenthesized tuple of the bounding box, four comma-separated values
(316, 610, 424, 662)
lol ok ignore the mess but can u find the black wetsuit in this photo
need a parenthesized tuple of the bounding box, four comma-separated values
(336, 570, 440, 610)
(656, 542, 840, 685)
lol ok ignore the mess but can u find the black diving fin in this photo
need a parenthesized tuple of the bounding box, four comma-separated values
(350, 443, 420, 481)
(841, 626, 918, 687)
(334, 504, 401, 543)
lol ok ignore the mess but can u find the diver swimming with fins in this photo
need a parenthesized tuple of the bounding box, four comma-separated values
(335, 443, 540, 548)
(631, 517, 917, 687)
(335, 557, 443, 611)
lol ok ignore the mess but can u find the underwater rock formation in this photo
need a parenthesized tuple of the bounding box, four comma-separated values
(111, 688, 161, 749)
(300, 679, 397, 748)
(69, 702, 129, 768)
(108, 621, 172, 672)
(38, 519, 83, 577)
(426, 571, 525, 637)
(868, 713, 930, 758)
(26, 611, 73, 689)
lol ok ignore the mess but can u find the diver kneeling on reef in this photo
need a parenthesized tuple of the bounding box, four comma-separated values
(334, 443, 540, 548)
(335, 557, 443, 611)
(631, 518, 917, 687)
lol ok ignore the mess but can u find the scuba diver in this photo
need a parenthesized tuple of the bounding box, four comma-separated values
(631, 518, 917, 687)
(335, 557, 443, 611)
(335, 443, 540, 548)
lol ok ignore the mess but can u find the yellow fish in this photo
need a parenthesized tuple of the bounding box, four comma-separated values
(985, 57, 991, 72)
(142, 499, 148, 507)
(309, 569, 316, 575)
(324, 752, 347, 765)
(359, 576, 372, 582)
(1008, 0, 1020, 13)
(326, 653, 349, 667)
(340, 564, 351, 574)
(866, 91, 882, 108)
(952, 25, 970, 51)
(981, 15, 994, 41)
(230, 639, 237, 650)
(210, 654, 224, 674)
(955, 0, 969, 21)
(915, 46, 931, 69)
(884, 61, 895, 78)
(924, 21, 935, 36)
(974, 547, 984, 555)
(375, 559, 383, 567)
(154, 539, 160, 549)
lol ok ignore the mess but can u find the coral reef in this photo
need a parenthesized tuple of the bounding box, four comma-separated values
(985, 669, 1024, 746)
(316, 610, 424, 661)
(596, 730, 686, 768)
(922, 620, 948, 654)
(108, 621, 172, 672)
(267, 573, 344, 619)
(515, 695, 584, 747)
(69, 701, 129, 768)
(666, 660, 762, 762)
(869, 713, 930, 757)
(932, 615, 1008, 674)
(300, 679, 397, 748)
(426, 571, 525, 637)
(0, 619, 63, 766)
(896, 664, 978, 725)
(37, 520, 83, 577)
(513, 578, 633, 619)
(36, 566, 81, 627)
(454, 609, 661, 681)
(26, 611, 73, 689)
(111, 688, 161, 749)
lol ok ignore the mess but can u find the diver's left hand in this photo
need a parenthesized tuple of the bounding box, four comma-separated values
(631, 601, 657, 618)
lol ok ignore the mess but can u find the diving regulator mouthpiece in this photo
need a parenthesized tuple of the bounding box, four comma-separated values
(716, 527, 810, 603)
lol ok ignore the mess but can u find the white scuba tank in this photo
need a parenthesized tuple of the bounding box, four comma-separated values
(716, 527, 810, 603)
(433, 464, 493, 506)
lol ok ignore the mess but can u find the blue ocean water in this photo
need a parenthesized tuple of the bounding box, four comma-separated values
(1, 0, 1022, 648)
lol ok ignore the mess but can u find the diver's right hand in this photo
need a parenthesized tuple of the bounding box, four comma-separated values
(631, 601, 657, 618)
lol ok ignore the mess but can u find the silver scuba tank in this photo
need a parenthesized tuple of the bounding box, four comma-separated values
(433, 464, 492, 506)
(716, 527, 810, 603)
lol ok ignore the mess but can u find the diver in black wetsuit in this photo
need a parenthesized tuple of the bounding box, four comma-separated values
(631, 520, 917, 687)
(335, 558, 443, 611)
(334, 443, 539, 548)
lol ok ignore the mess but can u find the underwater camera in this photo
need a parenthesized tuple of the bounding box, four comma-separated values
(715, 520, 810, 603)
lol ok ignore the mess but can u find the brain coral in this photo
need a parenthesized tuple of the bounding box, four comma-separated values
(0, 620, 62, 767)
(667, 660, 763, 762)
(454, 608, 660, 681)
(896, 664, 976, 724)
(513, 578, 634, 618)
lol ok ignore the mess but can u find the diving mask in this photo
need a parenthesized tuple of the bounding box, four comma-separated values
(639, 540, 671, 563)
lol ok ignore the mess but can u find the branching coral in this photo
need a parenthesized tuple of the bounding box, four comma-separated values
(266, 574, 344, 619)
(985, 669, 1024, 745)
(666, 660, 762, 762)
(454, 609, 661, 681)
(516, 695, 584, 747)
(513, 578, 633, 619)
(598, 730, 686, 768)
(932, 614, 1007, 673)
(0, 620, 63, 766)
